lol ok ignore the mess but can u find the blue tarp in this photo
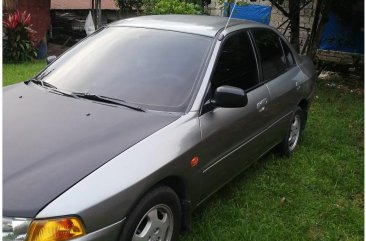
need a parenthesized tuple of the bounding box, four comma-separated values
(224, 3, 272, 25)
(320, 12, 364, 54)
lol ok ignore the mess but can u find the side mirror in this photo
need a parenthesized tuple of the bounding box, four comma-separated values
(212, 85, 248, 108)
(46, 55, 57, 65)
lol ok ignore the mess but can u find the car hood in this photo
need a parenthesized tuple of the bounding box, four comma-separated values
(3, 83, 180, 218)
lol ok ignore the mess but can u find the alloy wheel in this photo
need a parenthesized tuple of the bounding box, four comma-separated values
(288, 114, 301, 152)
(133, 204, 174, 241)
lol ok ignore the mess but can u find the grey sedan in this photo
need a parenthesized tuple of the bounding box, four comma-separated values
(3, 15, 315, 241)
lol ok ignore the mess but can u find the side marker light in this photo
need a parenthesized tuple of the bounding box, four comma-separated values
(190, 156, 199, 167)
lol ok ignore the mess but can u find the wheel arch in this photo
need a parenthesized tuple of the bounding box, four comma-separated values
(298, 99, 309, 112)
(298, 99, 309, 130)
(156, 176, 191, 231)
(156, 175, 188, 198)
(125, 175, 191, 233)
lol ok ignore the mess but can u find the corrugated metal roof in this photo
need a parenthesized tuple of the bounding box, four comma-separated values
(51, 0, 119, 10)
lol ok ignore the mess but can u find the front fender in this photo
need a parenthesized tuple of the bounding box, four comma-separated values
(36, 112, 201, 233)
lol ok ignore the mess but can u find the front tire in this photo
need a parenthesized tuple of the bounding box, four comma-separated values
(120, 186, 181, 241)
(278, 107, 303, 157)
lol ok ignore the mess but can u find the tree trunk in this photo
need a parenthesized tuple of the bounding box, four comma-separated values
(306, 0, 323, 56)
(289, 0, 300, 52)
(307, 0, 332, 59)
(226, 0, 231, 17)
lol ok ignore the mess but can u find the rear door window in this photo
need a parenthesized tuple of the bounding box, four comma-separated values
(281, 39, 296, 67)
(251, 29, 287, 81)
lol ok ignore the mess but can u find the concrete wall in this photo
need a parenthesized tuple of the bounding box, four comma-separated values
(317, 50, 364, 66)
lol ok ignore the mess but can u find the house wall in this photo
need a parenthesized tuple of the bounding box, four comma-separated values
(17, 0, 51, 45)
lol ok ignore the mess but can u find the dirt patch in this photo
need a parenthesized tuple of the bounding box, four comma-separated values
(48, 43, 69, 56)
(307, 226, 325, 240)
(318, 71, 364, 95)
(352, 193, 364, 210)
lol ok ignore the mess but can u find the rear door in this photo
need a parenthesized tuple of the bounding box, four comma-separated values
(198, 30, 272, 201)
(250, 29, 302, 145)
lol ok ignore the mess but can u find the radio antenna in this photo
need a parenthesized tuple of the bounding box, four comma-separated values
(224, 0, 238, 31)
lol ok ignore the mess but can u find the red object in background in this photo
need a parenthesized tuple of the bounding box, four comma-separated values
(3, 10, 36, 45)
(16, 0, 51, 45)
(3, 10, 22, 29)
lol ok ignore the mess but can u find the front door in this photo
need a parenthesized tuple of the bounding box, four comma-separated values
(197, 30, 272, 202)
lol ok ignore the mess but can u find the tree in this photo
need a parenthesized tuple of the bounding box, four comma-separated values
(220, 0, 310, 53)
(268, 0, 311, 53)
(306, 0, 331, 58)
(114, 0, 144, 14)
(217, 0, 249, 19)
(142, 0, 202, 15)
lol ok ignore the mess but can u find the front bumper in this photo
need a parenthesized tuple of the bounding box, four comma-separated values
(2, 217, 125, 241)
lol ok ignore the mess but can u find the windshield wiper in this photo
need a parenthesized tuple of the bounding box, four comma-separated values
(29, 78, 57, 89)
(73, 92, 146, 112)
(29, 78, 77, 98)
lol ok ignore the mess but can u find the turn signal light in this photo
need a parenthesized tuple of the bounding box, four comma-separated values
(27, 217, 85, 241)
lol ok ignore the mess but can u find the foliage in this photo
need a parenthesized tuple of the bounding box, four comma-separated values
(114, 0, 144, 13)
(188, 0, 210, 7)
(217, 0, 249, 16)
(3, 10, 37, 63)
(143, 0, 202, 15)
(142, 0, 158, 14)
(217, 0, 249, 6)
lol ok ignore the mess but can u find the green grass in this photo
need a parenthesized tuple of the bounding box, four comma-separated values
(3, 62, 364, 240)
(3, 61, 45, 86)
(181, 80, 364, 241)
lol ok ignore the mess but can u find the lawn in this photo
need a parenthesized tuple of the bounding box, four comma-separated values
(3, 62, 364, 240)
(183, 76, 364, 241)
(3, 60, 46, 86)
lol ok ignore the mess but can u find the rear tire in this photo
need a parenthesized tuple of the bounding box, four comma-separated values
(120, 186, 181, 241)
(278, 107, 303, 157)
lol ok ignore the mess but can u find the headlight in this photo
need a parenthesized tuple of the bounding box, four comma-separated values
(3, 217, 85, 241)
(3, 217, 31, 241)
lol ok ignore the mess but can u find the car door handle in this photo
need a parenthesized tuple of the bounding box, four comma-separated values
(295, 81, 301, 90)
(257, 98, 268, 112)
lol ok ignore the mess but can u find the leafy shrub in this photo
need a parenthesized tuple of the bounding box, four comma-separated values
(3, 10, 37, 63)
(114, 0, 144, 14)
(217, 0, 249, 17)
(143, 0, 202, 15)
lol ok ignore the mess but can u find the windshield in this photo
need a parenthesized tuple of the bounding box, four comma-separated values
(37, 27, 213, 112)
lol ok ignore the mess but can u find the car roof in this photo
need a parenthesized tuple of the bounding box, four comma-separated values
(108, 15, 266, 37)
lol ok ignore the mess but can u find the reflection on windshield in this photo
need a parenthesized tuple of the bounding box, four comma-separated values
(38, 27, 212, 112)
